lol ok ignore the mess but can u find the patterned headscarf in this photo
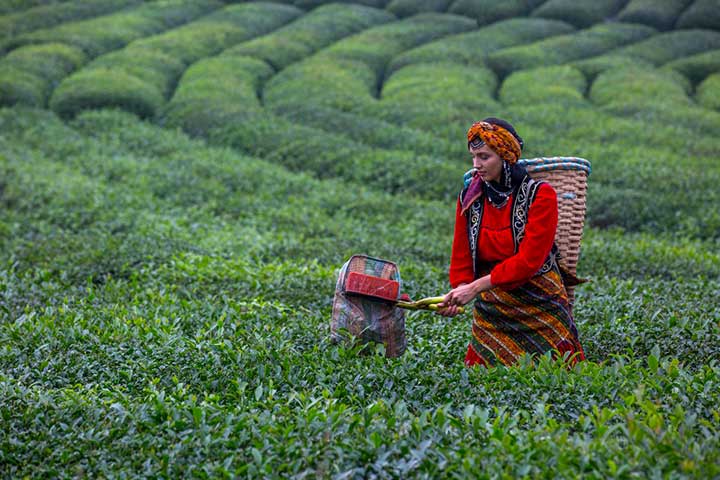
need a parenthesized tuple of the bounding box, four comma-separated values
(467, 121, 522, 164)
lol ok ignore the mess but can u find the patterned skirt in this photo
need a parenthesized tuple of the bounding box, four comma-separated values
(465, 268, 585, 367)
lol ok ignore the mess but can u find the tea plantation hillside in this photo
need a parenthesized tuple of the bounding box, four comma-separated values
(1, 0, 719, 477)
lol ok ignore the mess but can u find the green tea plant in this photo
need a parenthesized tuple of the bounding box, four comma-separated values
(617, 0, 694, 30)
(448, 0, 545, 26)
(676, 0, 720, 30)
(697, 72, 720, 110)
(531, 0, 626, 28)
(386, 0, 452, 17)
(0, 0, 139, 39)
(664, 48, 720, 84)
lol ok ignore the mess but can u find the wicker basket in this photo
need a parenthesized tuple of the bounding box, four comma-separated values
(517, 157, 591, 305)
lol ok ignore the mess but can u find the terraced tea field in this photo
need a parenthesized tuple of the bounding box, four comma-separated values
(1, 0, 719, 477)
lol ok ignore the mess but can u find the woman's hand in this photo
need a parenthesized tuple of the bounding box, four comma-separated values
(436, 275, 493, 317)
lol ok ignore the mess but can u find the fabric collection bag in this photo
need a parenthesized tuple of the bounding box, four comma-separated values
(330, 254, 407, 358)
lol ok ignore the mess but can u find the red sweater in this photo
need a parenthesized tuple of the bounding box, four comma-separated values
(449, 183, 558, 290)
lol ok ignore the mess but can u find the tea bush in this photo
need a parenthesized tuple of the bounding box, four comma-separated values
(589, 65, 692, 109)
(49, 2, 300, 119)
(616, 0, 694, 30)
(676, 0, 720, 30)
(697, 72, 720, 110)
(386, 0, 452, 17)
(0, 0, 139, 40)
(608, 29, 720, 65)
(486, 22, 656, 78)
(220, 4, 393, 72)
(448, 0, 545, 26)
(0, 42, 85, 107)
(387, 17, 575, 74)
(499, 65, 588, 105)
(531, 0, 626, 28)
(4, 0, 219, 57)
(664, 48, 720, 84)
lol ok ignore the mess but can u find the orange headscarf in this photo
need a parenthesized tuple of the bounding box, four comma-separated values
(467, 121, 522, 164)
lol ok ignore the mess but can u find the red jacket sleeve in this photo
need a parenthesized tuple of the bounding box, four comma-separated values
(449, 197, 474, 288)
(490, 183, 558, 289)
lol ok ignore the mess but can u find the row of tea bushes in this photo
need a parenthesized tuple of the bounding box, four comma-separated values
(387, 17, 575, 75)
(447, 0, 545, 26)
(607, 28, 720, 66)
(697, 72, 720, 110)
(531, 0, 626, 28)
(48, 3, 301, 119)
(0, 42, 85, 107)
(664, 48, 720, 84)
(0, 0, 138, 40)
(589, 65, 692, 110)
(3, 0, 217, 56)
(485, 22, 656, 78)
(499, 64, 588, 106)
(616, 0, 693, 30)
(225, 3, 394, 72)
(0, 0, 218, 108)
(0, 0, 71, 15)
(676, 0, 720, 30)
(387, 0, 452, 17)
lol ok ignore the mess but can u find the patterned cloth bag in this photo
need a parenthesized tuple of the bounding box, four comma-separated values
(330, 255, 407, 358)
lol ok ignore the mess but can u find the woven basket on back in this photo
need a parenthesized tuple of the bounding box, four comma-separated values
(517, 157, 591, 305)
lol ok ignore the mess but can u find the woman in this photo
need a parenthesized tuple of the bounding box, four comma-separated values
(438, 118, 585, 367)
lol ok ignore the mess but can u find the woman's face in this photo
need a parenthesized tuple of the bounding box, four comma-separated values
(469, 143, 503, 182)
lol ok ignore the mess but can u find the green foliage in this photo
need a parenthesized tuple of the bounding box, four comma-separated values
(664, 49, 720, 85)
(0, 67, 45, 106)
(499, 65, 588, 105)
(226, 3, 394, 71)
(531, 0, 626, 28)
(294, 0, 388, 8)
(4, 0, 220, 57)
(49, 69, 165, 118)
(589, 66, 691, 109)
(1, 1, 720, 476)
(676, 0, 720, 30)
(0, 0, 139, 40)
(617, 0, 694, 30)
(448, 0, 544, 26)
(486, 22, 656, 78)
(0, 42, 85, 107)
(163, 56, 273, 136)
(697, 72, 720, 110)
(388, 17, 575, 74)
(610, 29, 720, 65)
(387, 0, 452, 17)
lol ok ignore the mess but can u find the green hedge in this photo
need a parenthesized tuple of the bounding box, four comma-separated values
(676, 0, 720, 30)
(49, 3, 299, 120)
(531, 0, 626, 28)
(386, 0, 452, 17)
(616, 0, 694, 30)
(589, 66, 692, 110)
(610, 29, 720, 66)
(0, 0, 139, 41)
(0, 0, 69, 15)
(663, 49, 720, 85)
(572, 54, 654, 80)
(225, 4, 394, 71)
(0, 67, 46, 106)
(388, 17, 575, 74)
(294, 0, 389, 8)
(697, 72, 720, 110)
(49, 69, 165, 118)
(367, 62, 500, 142)
(320, 13, 476, 78)
(163, 56, 273, 136)
(4, 0, 219, 57)
(448, 0, 545, 26)
(486, 22, 656, 78)
(499, 65, 588, 105)
(0, 42, 86, 107)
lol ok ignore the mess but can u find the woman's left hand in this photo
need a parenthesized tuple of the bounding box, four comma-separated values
(440, 283, 480, 309)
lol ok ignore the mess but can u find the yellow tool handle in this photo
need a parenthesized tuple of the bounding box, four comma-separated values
(396, 296, 465, 314)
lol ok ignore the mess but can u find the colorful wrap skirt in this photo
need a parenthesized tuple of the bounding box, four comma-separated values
(465, 268, 585, 367)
